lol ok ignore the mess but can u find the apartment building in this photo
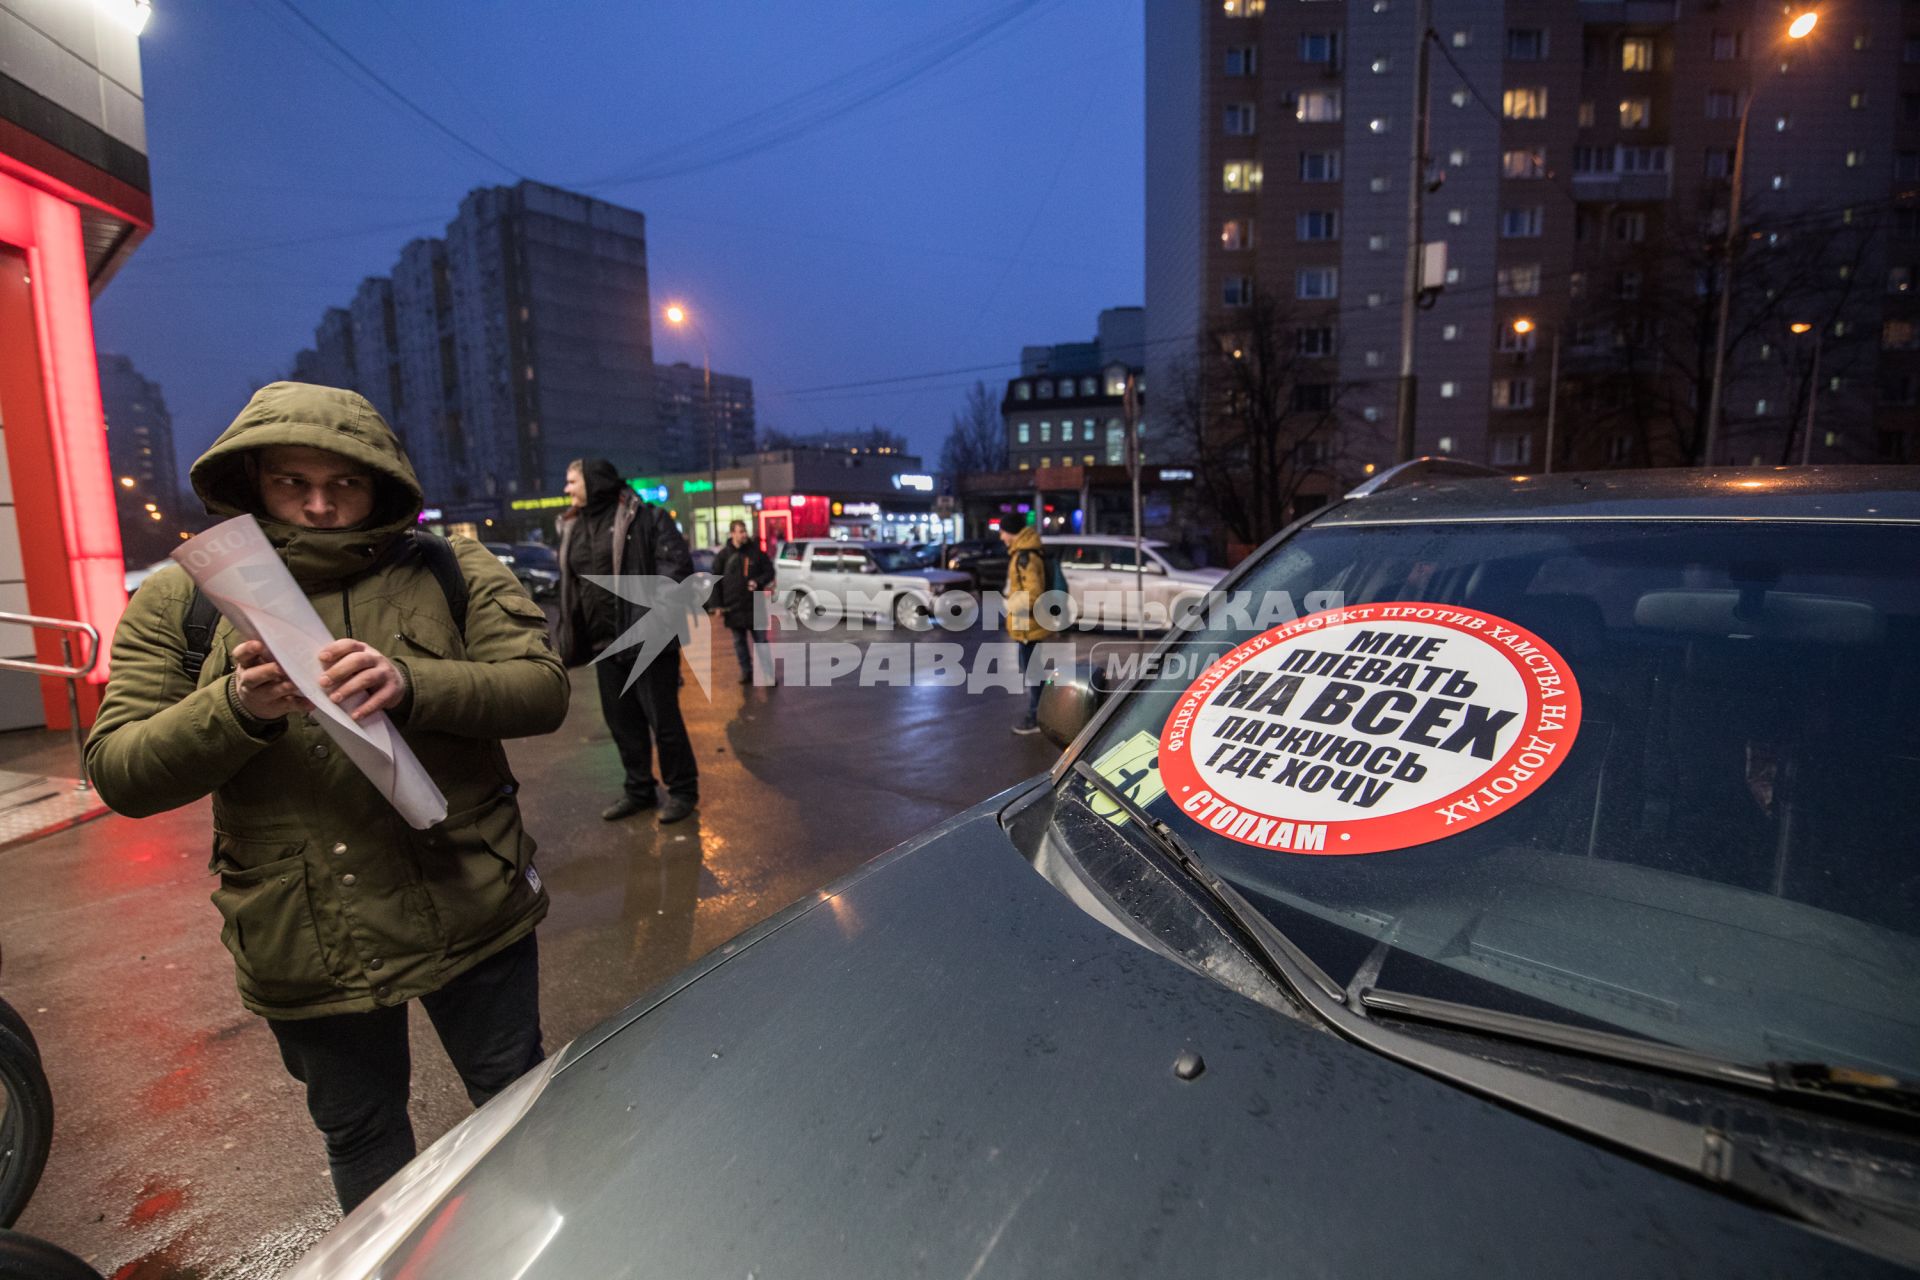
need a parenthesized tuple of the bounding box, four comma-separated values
(652, 360, 756, 476)
(1147, 0, 1919, 478)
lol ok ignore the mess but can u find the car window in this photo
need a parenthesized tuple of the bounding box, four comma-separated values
(511, 544, 556, 568)
(808, 547, 844, 572)
(1154, 545, 1201, 572)
(869, 546, 918, 572)
(779, 541, 806, 562)
(1103, 544, 1140, 568)
(1058, 520, 1920, 1081)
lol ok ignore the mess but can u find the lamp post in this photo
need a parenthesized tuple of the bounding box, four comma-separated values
(1512, 318, 1559, 473)
(1702, 8, 1818, 467)
(664, 302, 717, 548)
(1789, 321, 1822, 465)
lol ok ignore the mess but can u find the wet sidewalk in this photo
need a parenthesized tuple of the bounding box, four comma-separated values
(1, 621, 1097, 1277)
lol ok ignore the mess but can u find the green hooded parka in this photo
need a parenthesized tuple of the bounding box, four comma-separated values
(86, 383, 570, 1019)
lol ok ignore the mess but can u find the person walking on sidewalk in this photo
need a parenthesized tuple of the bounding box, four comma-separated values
(555, 458, 699, 824)
(86, 382, 569, 1214)
(1001, 520, 1051, 735)
(711, 520, 774, 684)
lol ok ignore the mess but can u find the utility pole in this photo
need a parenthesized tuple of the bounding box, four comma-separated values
(1394, 0, 1433, 463)
(1125, 371, 1144, 642)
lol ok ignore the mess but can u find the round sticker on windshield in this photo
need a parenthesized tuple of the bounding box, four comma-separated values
(1158, 603, 1582, 855)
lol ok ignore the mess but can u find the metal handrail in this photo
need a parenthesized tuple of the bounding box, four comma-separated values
(0, 610, 103, 788)
(0, 611, 100, 679)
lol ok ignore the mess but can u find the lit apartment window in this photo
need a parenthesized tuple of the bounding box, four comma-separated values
(1223, 103, 1257, 135)
(1222, 0, 1264, 14)
(1079, 377, 1097, 397)
(1364, 350, 1383, 367)
(1501, 206, 1544, 238)
(1296, 210, 1340, 241)
(1442, 323, 1460, 341)
(1578, 102, 1595, 127)
(1439, 382, 1457, 399)
(1299, 151, 1341, 181)
(1296, 267, 1339, 300)
(1300, 32, 1340, 64)
(1451, 89, 1470, 108)
(1496, 264, 1543, 296)
(1850, 91, 1869, 110)
(1220, 218, 1255, 250)
(1037, 379, 1053, 398)
(1363, 406, 1382, 422)
(1502, 148, 1546, 178)
(1614, 211, 1647, 242)
(1040, 421, 1052, 442)
(1039, 456, 1051, 469)
(1297, 90, 1342, 122)
(1854, 33, 1872, 51)
(1886, 320, 1919, 350)
(1017, 461, 1030, 471)
(1492, 434, 1533, 465)
(1014, 382, 1031, 401)
(1367, 233, 1388, 251)
(1506, 28, 1547, 60)
(1450, 30, 1470, 48)
(1846, 150, 1867, 168)
(1224, 276, 1256, 307)
(1705, 90, 1741, 120)
(1448, 208, 1467, 225)
(1017, 422, 1030, 443)
(1496, 325, 1535, 354)
(1621, 38, 1654, 71)
(1503, 87, 1548, 119)
(1369, 175, 1390, 192)
(1371, 57, 1391, 74)
(1449, 147, 1470, 166)
(1437, 436, 1455, 454)
(1774, 114, 1791, 132)
(1446, 267, 1462, 285)
(1369, 117, 1391, 133)
(1770, 173, 1789, 190)
(1105, 423, 1125, 464)
(1619, 98, 1651, 129)
(1225, 46, 1258, 75)
(1712, 31, 1746, 61)
(1492, 379, 1535, 410)
(1223, 161, 1263, 192)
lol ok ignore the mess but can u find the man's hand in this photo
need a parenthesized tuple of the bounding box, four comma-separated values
(232, 640, 311, 721)
(316, 639, 408, 722)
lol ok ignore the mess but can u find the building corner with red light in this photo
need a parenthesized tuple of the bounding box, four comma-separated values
(0, 0, 153, 731)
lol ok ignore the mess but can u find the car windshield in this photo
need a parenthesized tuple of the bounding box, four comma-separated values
(1058, 519, 1920, 1081)
(512, 544, 557, 568)
(868, 546, 921, 572)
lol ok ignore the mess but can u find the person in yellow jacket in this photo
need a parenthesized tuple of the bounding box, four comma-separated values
(1000, 521, 1051, 735)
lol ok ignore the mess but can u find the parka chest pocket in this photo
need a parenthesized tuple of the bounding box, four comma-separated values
(209, 840, 338, 1002)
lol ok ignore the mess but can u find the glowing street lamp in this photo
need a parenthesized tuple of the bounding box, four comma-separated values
(1703, 8, 1820, 466)
(1511, 318, 1560, 473)
(664, 302, 719, 546)
(1788, 322, 1823, 465)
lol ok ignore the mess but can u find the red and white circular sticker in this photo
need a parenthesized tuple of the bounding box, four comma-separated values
(1158, 603, 1583, 855)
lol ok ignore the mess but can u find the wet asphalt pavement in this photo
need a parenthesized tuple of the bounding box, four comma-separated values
(0, 618, 1140, 1278)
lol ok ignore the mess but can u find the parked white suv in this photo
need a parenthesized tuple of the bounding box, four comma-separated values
(775, 540, 972, 628)
(1049, 535, 1226, 630)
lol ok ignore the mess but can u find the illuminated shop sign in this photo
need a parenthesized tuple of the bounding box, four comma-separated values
(891, 473, 934, 492)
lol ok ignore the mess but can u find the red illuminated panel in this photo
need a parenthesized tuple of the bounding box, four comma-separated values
(0, 167, 126, 706)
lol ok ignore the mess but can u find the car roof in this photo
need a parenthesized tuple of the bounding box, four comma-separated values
(1314, 466, 1920, 527)
(1052, 534, 1170, 547)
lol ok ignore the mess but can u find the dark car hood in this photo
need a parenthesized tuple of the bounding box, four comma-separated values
(379, 809, 1903, 1279)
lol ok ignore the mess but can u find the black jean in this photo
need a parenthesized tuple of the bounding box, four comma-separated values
(594, 644, 699, 802)
(728, 625, 768, 680)
(266, 933, 544, 1213)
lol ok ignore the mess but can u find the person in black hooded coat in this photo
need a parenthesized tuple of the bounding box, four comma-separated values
(556, 458, 699, 823)
(710, 519, 775, 683)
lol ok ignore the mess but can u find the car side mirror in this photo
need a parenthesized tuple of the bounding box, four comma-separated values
(1038, 658, 1109, 748)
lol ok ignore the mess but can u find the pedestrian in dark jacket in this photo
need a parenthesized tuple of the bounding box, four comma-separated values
(711, 519, 775, 684)
(555, 458, 699, 824)
(86, 383, 570, 1213)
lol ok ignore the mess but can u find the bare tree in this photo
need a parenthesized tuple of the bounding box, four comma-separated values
(1164, 291, 1352, 547)
(938, 380, 1008, 476)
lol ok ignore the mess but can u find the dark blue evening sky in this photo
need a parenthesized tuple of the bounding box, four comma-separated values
(94, 0, 1145, 488)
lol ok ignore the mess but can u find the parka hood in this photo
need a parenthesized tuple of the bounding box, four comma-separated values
(189, 382, 424, 587)
(1007, 525, 1044, 553)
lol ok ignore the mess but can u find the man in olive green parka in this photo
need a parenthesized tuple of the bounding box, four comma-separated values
(87, 382, 569, 1212)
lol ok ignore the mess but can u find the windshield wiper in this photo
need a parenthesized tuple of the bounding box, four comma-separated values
(1068, 760, 1346, 1008)
(1362, 988, 1920, 1124)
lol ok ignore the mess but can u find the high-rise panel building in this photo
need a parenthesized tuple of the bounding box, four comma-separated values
(311, 307, 358, 394)
(98, 353, 180, 562)
(652, 361, 756, 473)
(349, 276, 403, 429)
(1147, 0, 1919, 476)
(391, 237, 466, 507)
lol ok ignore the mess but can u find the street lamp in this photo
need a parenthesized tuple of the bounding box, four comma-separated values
(1788, 321, 1823, 465)
(663, 301, 717, 548)
(1511, 318, 1560, 473)
(1702, 8, 1818, 467)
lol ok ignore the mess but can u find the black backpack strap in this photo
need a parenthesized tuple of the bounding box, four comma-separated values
(181, 588, 221, 681)
(409, 530, 469, 640)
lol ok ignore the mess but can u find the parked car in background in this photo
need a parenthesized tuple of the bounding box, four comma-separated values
(285, 463, 1920, 1280)
(1048, 535, 1226, 630)
(943, 536, 1008, 591)
(775, 539, 969, 628)
(482, 541, 558, 600)
(690, 547, 716, 576)
(123, 560, 171, 595)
